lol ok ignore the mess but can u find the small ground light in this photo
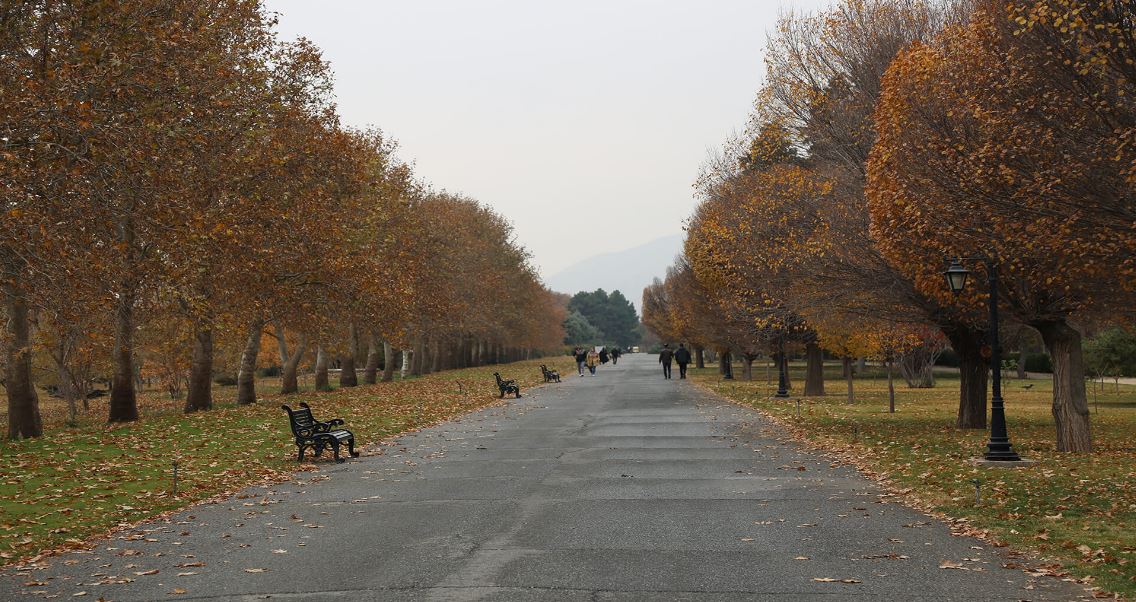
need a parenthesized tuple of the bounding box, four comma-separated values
(971, 479, 981, 505)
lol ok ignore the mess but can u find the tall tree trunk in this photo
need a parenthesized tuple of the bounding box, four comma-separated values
(430, 342, 441, 373)
(340, 323, 358, 387)
(280, 331, 307, 394)
(1034, 320, 1092, 453)
(742, 355, 754, 381)
(382, 341, 396, 382)
(1016, 348, 1028, 380)
(694, 345, 705, 369)
(275, 321, 289, 365)
(946, 325, 988, 429)
(236, 319, 263, 405)
(782, 353, 792, 390)
(401, 345, 411, 379)
(184, 324, 214, 413)
(473, 339, 482, 366)
(411, 339, 424, 376)
(108, 288, 139, 422)
(314, 345, 331, 391)
(804, 342, 825, 396)
(843, 357, 854, 403)
(363, 333, 380, 384)
(887, 359, 896, 413)
(3, 276, 42, 438)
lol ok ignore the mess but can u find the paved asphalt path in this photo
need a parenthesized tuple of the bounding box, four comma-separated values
(2, 355, 1089, 601)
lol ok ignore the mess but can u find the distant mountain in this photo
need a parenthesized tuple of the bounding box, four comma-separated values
(546, 234, 684, 312)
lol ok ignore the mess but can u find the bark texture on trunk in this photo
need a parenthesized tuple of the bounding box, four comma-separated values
(804, 342, 825, 396)
(363, 332, 379, 384)
(694, 346, 705, 369)
(3, 277, 42, 438)
(887, 360, 896, 413)
(109, 290, 139, 422)
(843, 357, 854, 403)
(946, 325, 988, 429)
(184, 325, 214, 413)
(340, 323, 358, 388)
(1035, 320, 1092, 453)
(382, 341, 396, 382)
(410, 339, 424, 376)
(1016, 348, 1028, 380)
(314, 345, 331, 391)
(280, 332, 307, 394)
(236, 319, 263, 405)
(742, 356, 754, 380)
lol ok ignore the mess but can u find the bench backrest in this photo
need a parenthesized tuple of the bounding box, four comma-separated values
(282, 403, 318, 438)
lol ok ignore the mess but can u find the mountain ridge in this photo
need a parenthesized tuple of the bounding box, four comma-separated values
(545, 233, 684, 311)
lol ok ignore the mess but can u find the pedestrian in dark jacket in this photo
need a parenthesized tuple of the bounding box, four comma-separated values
(675, 343, 692, 379)
(599, 348, 609, 364)
(659, 344, 674, 379)
(574, 347, 587, 376)
(611, 347, 621, 365)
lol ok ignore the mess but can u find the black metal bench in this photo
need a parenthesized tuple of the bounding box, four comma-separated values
(494, 372, 522, 398)
(281, 402, 360, 463)
(540, 364, 561, 383)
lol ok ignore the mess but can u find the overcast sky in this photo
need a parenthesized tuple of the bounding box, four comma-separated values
(265, 0, 833, 279)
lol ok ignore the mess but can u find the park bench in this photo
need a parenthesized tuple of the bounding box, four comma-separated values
(281, 402, 360, 463)
(540, 364, 561, 383)
(494, 372, 522, 398)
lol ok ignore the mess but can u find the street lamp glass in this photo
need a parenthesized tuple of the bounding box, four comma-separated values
(944, 260, 970, 294)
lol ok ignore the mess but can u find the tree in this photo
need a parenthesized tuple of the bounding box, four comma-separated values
(867, 0, 1134, 451)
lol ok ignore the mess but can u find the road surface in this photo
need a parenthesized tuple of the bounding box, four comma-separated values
(1, 354, 1088, 600)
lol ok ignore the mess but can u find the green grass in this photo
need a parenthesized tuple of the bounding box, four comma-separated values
(691, 362, 1136, 598)
(0, 357, 574, 564)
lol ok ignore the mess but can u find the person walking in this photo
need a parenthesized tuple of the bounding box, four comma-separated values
(659, 344, 674, 380)
(599, 347, 609, 364)
(586, 347, 600, 376)
(675, 343, 692, 379)
(574, 347, 587, 377)
(610, 347, 621, 365)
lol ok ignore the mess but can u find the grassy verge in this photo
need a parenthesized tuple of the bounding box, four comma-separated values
(691, 362, 1136, 599)
(0, 357, 573, 564)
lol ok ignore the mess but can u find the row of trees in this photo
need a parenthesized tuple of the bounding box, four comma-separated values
(562, 289, 641, 348)
(643, 0, 1133, 452)
(1, 0, 565, 439)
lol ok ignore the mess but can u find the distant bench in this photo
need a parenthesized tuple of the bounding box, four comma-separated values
(281, 402, 360, 463)
(540, 364, 561, 383)
(494, 372, 522, 398)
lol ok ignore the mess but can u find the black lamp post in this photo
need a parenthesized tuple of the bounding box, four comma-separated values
(944, 258, 1022, 461)
(774, 331, 790, 398)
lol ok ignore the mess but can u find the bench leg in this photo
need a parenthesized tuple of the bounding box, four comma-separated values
(347, 437, 360, 458)
(332, 440, 343, 463)
(313, 442, 325, 458)
(297, 445, 306, 462)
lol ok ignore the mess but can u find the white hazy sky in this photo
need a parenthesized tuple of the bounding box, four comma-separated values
(265, 0, 833, 279)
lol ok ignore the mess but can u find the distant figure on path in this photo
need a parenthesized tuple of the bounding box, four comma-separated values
(586, 348, 600, 376)
(599, 347, 609, 364)
(610, 347, 621, 365)
(675, 343, 692, 379)
(574, 347, 587, 377)
(659, 344, 674, 379)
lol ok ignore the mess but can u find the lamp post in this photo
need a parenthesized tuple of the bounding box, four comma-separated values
(944, 258, 1021, 461)
(774, 331, 790, 398)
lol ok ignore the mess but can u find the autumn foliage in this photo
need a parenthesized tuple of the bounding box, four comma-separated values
(644, 0, 1133, 453)
(0, 1, 564, 438)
